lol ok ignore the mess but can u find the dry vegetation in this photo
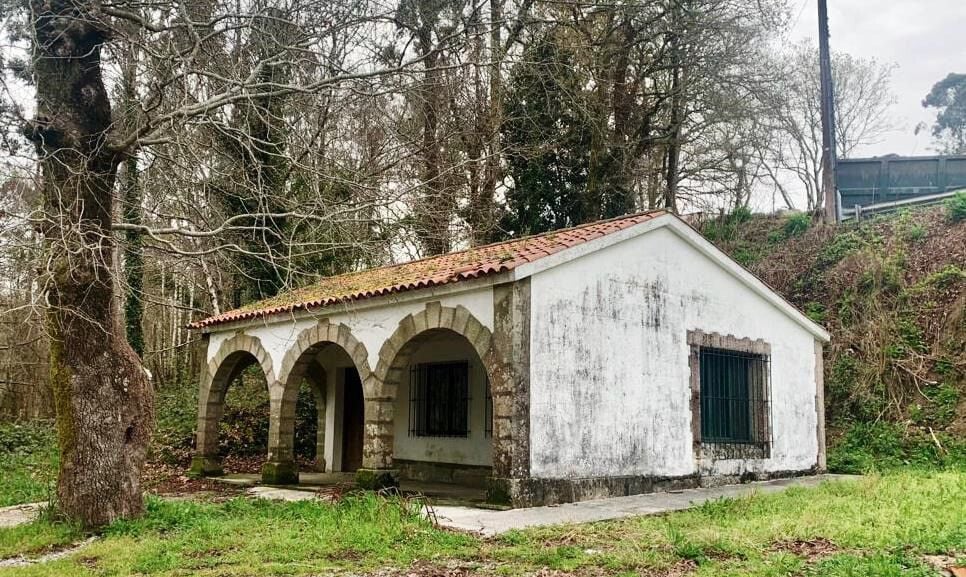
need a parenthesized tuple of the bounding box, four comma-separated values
(704, 205, 965, 470)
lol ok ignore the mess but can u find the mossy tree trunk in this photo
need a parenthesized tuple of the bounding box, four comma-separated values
(121, 42, 145, 358)
(24, 0, 154, 528)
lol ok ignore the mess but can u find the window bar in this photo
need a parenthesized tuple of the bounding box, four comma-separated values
(699, 347, 771, 459)
(409, 361, 470, 438)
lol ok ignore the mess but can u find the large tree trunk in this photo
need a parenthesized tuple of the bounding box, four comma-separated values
(25, 0, 154, 528)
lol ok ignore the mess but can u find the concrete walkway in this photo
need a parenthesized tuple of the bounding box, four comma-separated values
(0, 503, 43, 529)
(431, 474, 857, 536)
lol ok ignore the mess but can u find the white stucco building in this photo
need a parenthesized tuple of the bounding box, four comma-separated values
(189, 210, 830, 506)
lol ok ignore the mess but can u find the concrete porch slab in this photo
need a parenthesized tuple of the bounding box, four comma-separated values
(210, 473, 489, 505)
(212, 472, 356, 487)
(430, 474, 859, 536)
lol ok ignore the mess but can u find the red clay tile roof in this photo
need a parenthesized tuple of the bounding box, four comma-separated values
(191, 210, 667, 329)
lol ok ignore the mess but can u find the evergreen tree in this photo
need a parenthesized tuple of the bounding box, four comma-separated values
(923, 73, 966, 154)
(501, 33, 592, 235)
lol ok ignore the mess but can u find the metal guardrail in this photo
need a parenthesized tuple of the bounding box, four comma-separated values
(836, 155, 966, 221)
(841, 189, 962, 221)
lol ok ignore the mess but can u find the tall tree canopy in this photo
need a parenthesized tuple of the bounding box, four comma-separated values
(922, 73, 966, 155)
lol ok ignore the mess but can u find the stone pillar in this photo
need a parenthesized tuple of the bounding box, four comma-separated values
(488, 278, 531, 505)
(357, 375, 399, 489)
(814, 340, 828, 472)
(190, 407, 224, 478)
(190, 403, 224, 477)
(190, 334, 224, 477)
(263, 381, 299, 485)
(313, 391, 327, 472)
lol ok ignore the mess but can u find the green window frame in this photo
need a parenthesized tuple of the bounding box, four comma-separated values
(699, 347, 769, 445)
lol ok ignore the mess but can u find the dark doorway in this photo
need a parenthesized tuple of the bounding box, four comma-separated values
(341, 368, 364, 472)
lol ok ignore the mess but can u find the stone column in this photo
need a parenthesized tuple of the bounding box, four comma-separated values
(357, 376, 399, 490)
(488, 278, 531, 505)
(190, 334, 223, 477)
(814, 340, 828, 472)
(307, 363, 327, 472)
(263, 380, 299, 485)
(190, 392, 225, 477)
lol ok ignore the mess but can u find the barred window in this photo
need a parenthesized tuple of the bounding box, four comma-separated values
(409, 361, 470, 437)
(699, 347, 770, 455)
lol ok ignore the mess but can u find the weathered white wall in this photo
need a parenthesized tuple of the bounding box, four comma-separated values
(392, 333, 493, 466)
(528, 226, 819, 479)
(206, 287, 494, 380)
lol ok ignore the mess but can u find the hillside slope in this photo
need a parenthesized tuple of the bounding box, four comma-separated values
(702, 204, 965, 472)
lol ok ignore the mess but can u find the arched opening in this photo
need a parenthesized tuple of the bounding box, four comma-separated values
(192, 338, 275, 479)
(384, 327, 495, 497)
(279, 352, 364, 475)
(293, 361, 326, 470)
(272, 321, 373, 483)
(303, 344, 365, 474)
(219, 359, 271, 474)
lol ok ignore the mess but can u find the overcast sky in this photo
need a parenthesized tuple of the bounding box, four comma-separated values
(790, 0, 966, 158)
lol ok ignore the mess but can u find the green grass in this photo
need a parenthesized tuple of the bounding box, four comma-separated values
(1, 494, 476, 576)
(828, 421, 966, 474)
(0, 470, 963, 576)
(0, 423, 57, 508)
(486, 470, 965, 576)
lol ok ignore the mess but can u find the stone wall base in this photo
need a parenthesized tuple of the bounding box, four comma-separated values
(261, 460, 299, 485)
(356, 468, 400, 490)
(490, 467, 820, 508)
(188, 455, 224, 478)
(395, 459, 492, 488)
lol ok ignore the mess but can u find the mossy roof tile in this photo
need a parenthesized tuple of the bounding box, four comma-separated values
(191, 210, 666, 329)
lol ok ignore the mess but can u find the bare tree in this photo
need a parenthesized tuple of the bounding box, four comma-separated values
(1, 0, 484, 527)
(764, 41, 896, 211)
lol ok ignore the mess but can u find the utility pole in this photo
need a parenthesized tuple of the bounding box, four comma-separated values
(818, 0, 839, 222)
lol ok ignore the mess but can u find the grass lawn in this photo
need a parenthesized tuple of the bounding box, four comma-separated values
(0, 469, 963, 576)
(0, 424, 56, 509)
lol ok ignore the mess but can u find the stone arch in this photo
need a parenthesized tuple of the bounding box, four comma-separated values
(191, 334, 275, 477)
(366, 302, 505, 472)
(277, 319, 372, 386)
(264, 320, 373, 482)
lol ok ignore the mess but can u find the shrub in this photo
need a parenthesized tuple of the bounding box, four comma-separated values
(904, 222, 927, 242)
(804, 301, 827, 323)
(828, 421, 966, 474)
(945, 190, 966, 222)
(816, 231, 864, 268)
(153, 383, 199, 465)
(702, 206, 754, 241)
(916, 264, 966, 289)
(732, 248, 757, 267)
(0, 422, 55, 456)
(782, 212, 811, 238)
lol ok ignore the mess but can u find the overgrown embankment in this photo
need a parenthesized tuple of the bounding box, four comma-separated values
(703, 198, 966, 472)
